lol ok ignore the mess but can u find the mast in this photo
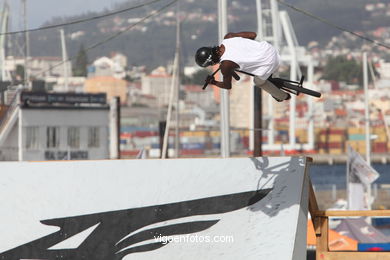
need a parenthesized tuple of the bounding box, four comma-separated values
(218, 0, 230, 158)
(363, 52, 372, 210)
(174, 2, 180, 157)
(60, 29, 69, 92)
(22, 0, 30, 88)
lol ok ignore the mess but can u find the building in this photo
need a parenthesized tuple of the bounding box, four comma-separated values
(88, 56, 126, 79)
(141, 67, 173, 107)
(85, 76, 128, 104)
(183, 85, 215, 108)
(0, 91, 115, 161)
(5, 56, 72, 80)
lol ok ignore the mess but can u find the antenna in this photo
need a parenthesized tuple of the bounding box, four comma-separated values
(22, 0, 30, 88)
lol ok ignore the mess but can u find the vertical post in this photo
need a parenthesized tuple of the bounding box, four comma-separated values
(363, 52, 370, 164)
(316, 217, 329, 258)
(22, 0, 30, 88)
(255, 0, 263, 40)
(162, 47, 179, 159)
(109, 97, 120, 159)
(18, 105, 23, 161)
(270, 0, 280, 50)
(254, 86, 262, 156)
(251, 0, 262, 153)
(60, 29, 69, 92)
(116, 97, 121, 159)
(346, 145, 351, 209)
(363, 52, 372, 210)
(0, 1, 8, 82)
(307, 57, 314, 150)
(280, 12, 297, 150)
(174, 2, 180, 158)
(159, 121, 168, 159)
(269, 0, 280, 148)
(218, 0, 230, 158)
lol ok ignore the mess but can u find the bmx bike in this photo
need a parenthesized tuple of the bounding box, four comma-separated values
(202, 68, 322, 98)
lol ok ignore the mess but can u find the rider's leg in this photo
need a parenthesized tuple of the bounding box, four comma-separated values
(253, 76, 291, 102)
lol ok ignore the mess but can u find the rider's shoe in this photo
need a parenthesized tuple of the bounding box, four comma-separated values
(273, 93, 291, 102)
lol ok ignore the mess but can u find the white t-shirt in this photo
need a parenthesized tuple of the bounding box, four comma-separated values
(220, 37, 280, 80)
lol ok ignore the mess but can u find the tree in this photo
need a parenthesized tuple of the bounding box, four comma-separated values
(15, 65, 25, 82)
(322, 56, 362, 86)
(73, 44, 88, 77)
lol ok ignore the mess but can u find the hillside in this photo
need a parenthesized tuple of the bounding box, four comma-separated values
(14, 0, 389, 71)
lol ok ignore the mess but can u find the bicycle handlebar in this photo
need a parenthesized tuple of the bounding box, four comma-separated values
(202, 68, 220, 90)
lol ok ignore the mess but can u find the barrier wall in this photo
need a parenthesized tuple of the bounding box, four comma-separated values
(0, 156, 309, 260)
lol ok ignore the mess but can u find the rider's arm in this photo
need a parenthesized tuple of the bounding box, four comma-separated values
(224, 31, 257, 40)
(210, 61, 239, 90)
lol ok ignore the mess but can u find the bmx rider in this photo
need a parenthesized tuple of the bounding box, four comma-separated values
(195, 31, 290, 102)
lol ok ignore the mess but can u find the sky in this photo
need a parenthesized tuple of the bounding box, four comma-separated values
(6, 0, 126, 30)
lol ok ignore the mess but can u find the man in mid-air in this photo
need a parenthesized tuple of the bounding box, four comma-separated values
(195, 31, 290, 102)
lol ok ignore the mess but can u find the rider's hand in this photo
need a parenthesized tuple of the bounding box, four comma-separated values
(206, 75, 216, 85)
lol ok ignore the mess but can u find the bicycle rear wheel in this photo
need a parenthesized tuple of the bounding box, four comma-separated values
(282, 82, 321, 98)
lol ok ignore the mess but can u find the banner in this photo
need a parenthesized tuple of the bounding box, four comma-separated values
(347, 146, 380, 185)
(347, 145, 380, 210)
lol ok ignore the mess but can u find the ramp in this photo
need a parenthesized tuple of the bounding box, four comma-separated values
(0, 156, 309, 260)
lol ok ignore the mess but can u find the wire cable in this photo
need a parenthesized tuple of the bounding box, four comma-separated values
(1, 0, 164, 36)
(277, 0, 390, 50)
(29, 0, 178, 79)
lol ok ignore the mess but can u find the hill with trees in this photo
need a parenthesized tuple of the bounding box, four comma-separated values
(12, 0, 387, 71)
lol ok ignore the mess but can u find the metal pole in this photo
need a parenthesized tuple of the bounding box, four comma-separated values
(162, 53, 178, 159)
(18, 105, 23, 161)
(269, 0, 280, 148)
(363, 52, 371, 164)
(363, 52, 372, 210)
(270, 0, 280, 50)
(280, 11, 297, 149)
(218, 0, 230, 157)
(307, 57, 314, 150)
(255, 0, 263, 40)
(0, 1, 9, 82)
(174, 2, 180, 158)
(254, 0, 263, 157)
(60, 29, 69, 92)
(109, 97, 120, 159)
(22, 0, 30, 88)
(254, 86, 262, 156)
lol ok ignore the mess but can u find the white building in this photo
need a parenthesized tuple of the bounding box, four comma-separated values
(5, 56, 72, 80)
(88, 56, 126, 79)
(0, 91, 117, 161)
(141, 67, 173, 107)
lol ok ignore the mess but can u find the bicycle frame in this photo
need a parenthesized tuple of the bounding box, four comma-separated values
(203, 68, 304, 91)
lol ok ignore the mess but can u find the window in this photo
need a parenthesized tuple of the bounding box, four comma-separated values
(68, 127, 80, 148)
(88, 127, 100, 148)
(25, 127, 39, 149)
(46, 127, 59, 148)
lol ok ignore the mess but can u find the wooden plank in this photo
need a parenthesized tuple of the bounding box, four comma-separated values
(306, 157, 322, 235)
(317, 210, 390, 217)
(316, 216, 328, 259)
(308, 178, 319, 217)
(320, 251, 390, 260)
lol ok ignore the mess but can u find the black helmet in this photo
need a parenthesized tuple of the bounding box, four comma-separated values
(195, 46, 219, 67)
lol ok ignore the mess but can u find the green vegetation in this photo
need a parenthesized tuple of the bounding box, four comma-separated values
(15, 65, 25, 82)
(322, 56, 362, 85)
(72, 44, 88, 77)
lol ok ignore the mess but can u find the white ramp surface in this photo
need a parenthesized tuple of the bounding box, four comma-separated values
(0, 157, 309, 260)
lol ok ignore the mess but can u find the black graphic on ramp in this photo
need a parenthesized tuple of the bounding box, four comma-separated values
(0, 189, 272, 260)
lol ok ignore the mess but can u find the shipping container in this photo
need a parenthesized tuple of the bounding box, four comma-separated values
(180, 149, 204, 156)
(348, 134, 366, 141)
